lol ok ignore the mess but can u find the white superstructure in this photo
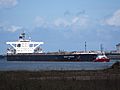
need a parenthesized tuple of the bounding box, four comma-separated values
(6, 33, 44, 54)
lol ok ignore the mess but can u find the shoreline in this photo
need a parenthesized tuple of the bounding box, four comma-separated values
(0, 62, 120, 90)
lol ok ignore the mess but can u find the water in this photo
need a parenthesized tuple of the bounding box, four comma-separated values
(0, 58, 118, 71)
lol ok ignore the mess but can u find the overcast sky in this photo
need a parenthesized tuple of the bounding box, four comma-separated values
(0, 0, 120, 54)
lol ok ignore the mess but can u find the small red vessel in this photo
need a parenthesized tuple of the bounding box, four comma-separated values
(94, 54, 110, 62)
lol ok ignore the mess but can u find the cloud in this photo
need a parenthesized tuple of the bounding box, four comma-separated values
(0, 0, 18, 8)
(34, 16, 49, 28)
(64, 10, 86, 17)
(71, 16, 90, 27)
(7, 25, 22, 32)
(53, 18, 70, 28)
(76, 10, 86, 16)
(103, 9, 120, 27)
(64, 10, 71, 16)
(0, 23, 22, 32)
(34, 15, 91, 30)
(53, 15, 91, 30)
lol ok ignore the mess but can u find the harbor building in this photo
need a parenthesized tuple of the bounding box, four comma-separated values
(116, 43, 120, 53)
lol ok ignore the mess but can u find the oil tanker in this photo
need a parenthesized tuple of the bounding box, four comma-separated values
(6, 33, 97, 61)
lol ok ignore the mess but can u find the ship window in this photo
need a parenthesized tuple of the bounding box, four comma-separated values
(17, 44, 21, 47)
(12, 44, 16, 47)
(29, 44, 33, 47)
(34, 44, 38, 47)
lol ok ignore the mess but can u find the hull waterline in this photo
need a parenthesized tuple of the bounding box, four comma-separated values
(7, 54, 97, 62)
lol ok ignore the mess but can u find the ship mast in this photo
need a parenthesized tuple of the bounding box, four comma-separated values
(85, 41, 87, 53)
(100, 44, 104, 54)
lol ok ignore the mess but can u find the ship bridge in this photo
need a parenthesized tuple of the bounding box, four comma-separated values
(6, 33, 44, 54)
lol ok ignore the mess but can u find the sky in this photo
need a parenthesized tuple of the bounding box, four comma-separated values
(0, 0, 120, 54)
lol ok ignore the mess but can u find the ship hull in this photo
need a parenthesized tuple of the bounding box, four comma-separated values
(6, 54, 97, 62)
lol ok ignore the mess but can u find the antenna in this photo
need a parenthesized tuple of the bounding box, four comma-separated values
(100, 44, 103, 54)
(85, 41, 86, 52)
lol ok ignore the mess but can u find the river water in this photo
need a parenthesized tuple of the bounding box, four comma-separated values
(0, 58, 119, 71)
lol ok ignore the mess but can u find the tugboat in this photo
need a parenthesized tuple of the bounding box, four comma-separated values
(6, 32, 97, 61)
(93, 44, 110, 62)
(94, 54, 110, 62)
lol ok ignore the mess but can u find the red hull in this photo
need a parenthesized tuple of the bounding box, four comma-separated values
(94, 58, 110, 62)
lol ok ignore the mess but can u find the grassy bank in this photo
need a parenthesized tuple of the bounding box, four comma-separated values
(0, 62, 120, 90)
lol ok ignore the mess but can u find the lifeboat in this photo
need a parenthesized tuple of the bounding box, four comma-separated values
(94, 54, 110, 62)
